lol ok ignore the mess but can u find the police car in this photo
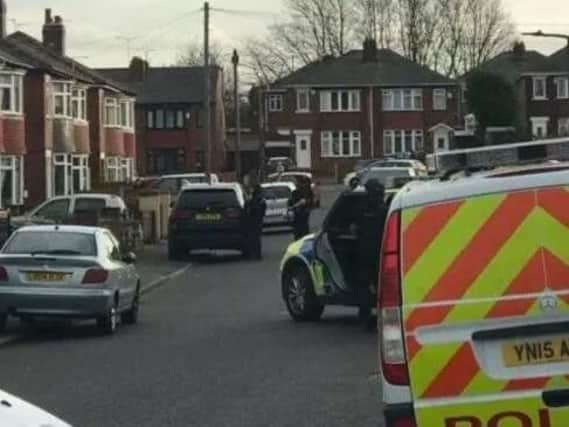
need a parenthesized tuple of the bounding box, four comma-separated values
(378, 163, 569, 427)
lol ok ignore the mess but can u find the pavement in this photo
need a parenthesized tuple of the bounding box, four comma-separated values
(0, 184, 381, 427)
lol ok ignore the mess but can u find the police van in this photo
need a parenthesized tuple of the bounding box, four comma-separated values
(379, 163, 569, 427)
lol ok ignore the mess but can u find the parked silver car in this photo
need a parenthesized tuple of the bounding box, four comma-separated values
(261, 182, 295, 228)
(0, 225, 140, 335)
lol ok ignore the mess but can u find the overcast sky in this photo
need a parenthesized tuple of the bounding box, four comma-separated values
(5, 0, 569, 69)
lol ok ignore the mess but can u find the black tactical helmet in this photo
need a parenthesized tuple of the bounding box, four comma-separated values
(364, 179, 385, 199)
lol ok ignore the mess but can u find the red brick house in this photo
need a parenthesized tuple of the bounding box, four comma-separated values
(0, 5, 137, 208)
(263, 40, 459, 176)
(98, 60, 226, 176)
(467, 43, 569, 141)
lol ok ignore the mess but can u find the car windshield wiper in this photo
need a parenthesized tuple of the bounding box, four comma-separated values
(31, 250, 84, 256)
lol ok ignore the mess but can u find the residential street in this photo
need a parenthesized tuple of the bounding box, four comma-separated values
(0, 186, 381, 427)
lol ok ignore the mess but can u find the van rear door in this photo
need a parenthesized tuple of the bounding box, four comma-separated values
(401, 186, 569, 426)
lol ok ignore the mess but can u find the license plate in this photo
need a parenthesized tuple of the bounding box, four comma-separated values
(502, 336, 569, 367)
(195, 213, 221, 221)
(26, 272, 68, 282)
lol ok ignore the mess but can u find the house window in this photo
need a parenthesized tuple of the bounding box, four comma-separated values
(104, 97, 120, 126)
(71, 155, 90, 193)
(155, 109, 165, 129)
(530, 117, 549, 139)
(0, 155, 23, 208)
(319, 90, 361, 112)
(71, 88, 87, 121)
(320, 131, 361, 158)
(296, 89, 310, 112)
(383, 130, 424, 155)
(53, 154, 72, 196)
(558, 118, 569, 136)
(533, 77, 547, 100)
(176, 110, 185, 128)
(0, 73, 23, 114)
(555, 77, 569, 99)
(382, 89, 423, 111)
(147, 111, 154, 129)
(268, 94, 283, 112)
(433, 88, 447, 111)
(53, 82, 73, 118)
(119, 99, 135, 129)
(105, 157, 122, 183)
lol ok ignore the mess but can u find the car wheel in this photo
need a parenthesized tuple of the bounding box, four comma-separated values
(349, 177, 359, 188)
(168, 240, 185, 261)
(282, 265, 324, 321)
(121, 285, 140, 325)
(0, 313, 6, 333)
(97, 303, 119, 335)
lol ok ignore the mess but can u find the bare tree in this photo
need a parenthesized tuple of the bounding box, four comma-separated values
(355, 0, 397, 48)
(176, 38, 228, 67)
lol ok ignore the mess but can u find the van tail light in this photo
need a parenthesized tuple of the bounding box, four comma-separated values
(392, 416, 417, 427)
(82, 268, 109, 284)
(169, 209, 193, 224)
(0, 266, 8, 281)
(378, 211, 409, 386)
(225, 207, 242, 219)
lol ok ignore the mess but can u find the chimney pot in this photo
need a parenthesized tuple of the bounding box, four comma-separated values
(362, 38, 378, 62)
(42, 9, 65, 55)
(45, 8, 52, 24)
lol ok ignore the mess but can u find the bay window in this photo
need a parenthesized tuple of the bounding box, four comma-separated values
(71, 88, 87, 121)
(104, 97, 120, 126)
(120, 99, 135, 129)
(0, 156, 23, 208)
(321, 130, 361, 158)
(382, 89, 423, 111)
(320, 90, 361, 112)
(383, 130, 424, 155)
(106, 157, 122, 183)
(53, 154, 72, 196)
(0, 73, 23, 114)
(53, 82, 73, 117)
(71, 155, 90, 193)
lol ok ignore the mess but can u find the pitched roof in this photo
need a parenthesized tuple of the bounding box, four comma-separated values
(544, 46, 569, 73)
(0, 32, 132, 94)
(274, 49, 454, 87)
(474, 50, 549, 83)
(96, 67, 221, 104)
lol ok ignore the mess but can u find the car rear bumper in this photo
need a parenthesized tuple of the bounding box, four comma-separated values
(0, 286, 114, 318)
(384, 403, 415, 427)
(263, 215, 293, 227)
(171, 231, 245, 250)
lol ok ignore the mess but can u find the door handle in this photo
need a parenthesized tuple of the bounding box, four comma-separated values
(543, 389, 569, 408)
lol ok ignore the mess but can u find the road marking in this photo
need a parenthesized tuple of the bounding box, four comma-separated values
(141, 264, 191, 296)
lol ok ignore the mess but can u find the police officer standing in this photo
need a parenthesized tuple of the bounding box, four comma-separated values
(245, 185, 266, 260)
(289, 179, 312, 241)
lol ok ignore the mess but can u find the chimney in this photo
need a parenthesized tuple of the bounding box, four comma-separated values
(362, 38, 378, 62)
(42, 8, 66, 55)
(0, 0, 6, 39)
(129, 56, 149, 82)
(512, 41, 526, 61)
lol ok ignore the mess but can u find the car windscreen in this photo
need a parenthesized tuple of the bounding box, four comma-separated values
(3, 231, 97, 256)
(177, 189, 240, 209)
(263, 186, 292, 199)
(360, 169, 412, 188)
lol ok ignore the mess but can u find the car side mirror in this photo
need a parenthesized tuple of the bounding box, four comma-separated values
(122, 252, 137, 264)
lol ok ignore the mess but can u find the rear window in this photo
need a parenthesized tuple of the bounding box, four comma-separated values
(75, 198, 106, 212)
(361, 169, 412, 188)
(177, 189, 239, 209)
(3, 231, 97, 256)
(263, 186, 292, 199)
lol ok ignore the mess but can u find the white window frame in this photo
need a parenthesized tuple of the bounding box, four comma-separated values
(433, 88, 447, 111)
(0, 155, 24, 208)
(105, 157, 122, 183)
(530, 116, 549, 138)
(52, 81, 73, 118)
(319, 90, 361, 112)
(71, 154, 90, 194)
(320, 130, 362, 158)
(296, 89, 310, 113)
(53, 153, 72, 196)
(555, 77, 569, 100)
(104, 97, 120, 127)
(71, 87, 87, 121)
(383, 130, 424, 156)
(533, 76, 547, 100)
(0, 73, 24, 115)
(382, 89, 423, 111)
(558, 117, 569, 137)
(268, 94, 283, 112)
(119, 99, 135, 130)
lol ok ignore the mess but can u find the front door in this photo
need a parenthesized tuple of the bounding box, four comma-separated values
(295, 134, 311, 169)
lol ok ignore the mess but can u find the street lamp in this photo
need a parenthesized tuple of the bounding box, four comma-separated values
(522, 31, 569, 46)
(231, 49, 242, 182)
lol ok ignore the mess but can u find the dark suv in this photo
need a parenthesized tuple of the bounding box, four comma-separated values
(168, 184, 247, 260)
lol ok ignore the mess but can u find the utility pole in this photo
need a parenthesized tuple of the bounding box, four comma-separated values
(203, 1, 212, 175)
(231, 49, 242, 181)
(257, 86, 265, 184)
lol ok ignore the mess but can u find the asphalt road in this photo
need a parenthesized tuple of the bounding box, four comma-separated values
(0, 185, 381, 427)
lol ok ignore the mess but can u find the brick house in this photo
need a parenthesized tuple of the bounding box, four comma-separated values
(0, 5, 137, 208)
(471, 43, 569, 141)
(98, 60, 226, 176)
(263, 40, 458, 176)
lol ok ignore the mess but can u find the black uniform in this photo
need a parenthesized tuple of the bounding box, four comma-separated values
(289, 184, 312, 241)
(245, 186, 266, 259)
(355, 180, 388, 312)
